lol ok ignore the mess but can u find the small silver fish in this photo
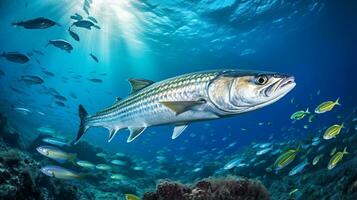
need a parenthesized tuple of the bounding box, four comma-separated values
(289, 159, 309, 176)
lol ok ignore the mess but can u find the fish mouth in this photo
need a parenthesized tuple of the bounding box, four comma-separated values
(279, 76, 295, 89)
(265, 76, 295, 97)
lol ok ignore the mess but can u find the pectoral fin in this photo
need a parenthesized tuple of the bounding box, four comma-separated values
(160, 100, 206, 115)
(172, 124, 188, 139)
(108, 128, 119, 142)
(127, 127, 146, 143)
(128, 78, 155, 94)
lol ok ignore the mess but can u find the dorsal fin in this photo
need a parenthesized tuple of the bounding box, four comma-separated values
(128, 78, 154, 94)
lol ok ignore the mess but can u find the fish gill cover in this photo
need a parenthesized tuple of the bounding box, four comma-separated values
(0, 0, 356, 199)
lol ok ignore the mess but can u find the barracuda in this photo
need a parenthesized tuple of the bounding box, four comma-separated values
(75, 69, 296, 143)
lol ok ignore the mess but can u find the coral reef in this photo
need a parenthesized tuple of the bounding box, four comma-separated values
(143, 178, 270, 200)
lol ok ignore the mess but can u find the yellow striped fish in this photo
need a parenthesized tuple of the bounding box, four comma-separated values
(274, 146, 300, 170)
(323, 123, 344, 140)
(328, 147, 348, 170)
(315, 98, 340, 114)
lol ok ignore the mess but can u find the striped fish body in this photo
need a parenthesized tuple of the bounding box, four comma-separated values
(75, 69, 296, 143)
(81, 71, 223, 142)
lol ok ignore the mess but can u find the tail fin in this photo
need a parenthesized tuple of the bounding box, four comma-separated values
(335, 98, 341, 106)
(343, 147, 348, 154)
(305, 108, 310, 114)
(75, 105, 89, 144)
(68, 153, 77, 165)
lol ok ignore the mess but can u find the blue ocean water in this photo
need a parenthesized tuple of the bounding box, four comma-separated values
(0, 0, 356, 199)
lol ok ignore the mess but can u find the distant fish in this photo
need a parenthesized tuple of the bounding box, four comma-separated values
(315, 98, 340, 114)
(70, 13, 83, 21)
(20, 75, 44, 84)
(312, 154, 324, 165)
(289, 159, 309, 176)
(47, 39, 73, 53)
(111, 174, 126, 180)
(12, 17, 59, 29)
(37, 111, 46, 116)
(96, 152, 107, 158)
(88, 16, 98, 23)
(83, 6, 90, 15)
(290, 108, 310, 120)
(40, 165, 83, 180)
(37, 126, 56, 134)
(43, 70, 55, 77)
(125, 194, 140, 200)
(55, 101, 66, 107)
(289, 188, 299, 196)
(323, 123, 344, 140)
(69, 92, 77, 99)
(54, 94, 67, 101)
(256, 146, 273, 156)
(96, 164, 112, 171)
(223, 158, 245, 170)
(328, 147, 348, 170)
(258, 143, 271, 148)
(76, 160, 95, 169)
(133, 166, 143, 171)
(14, 107, 31, 115)
(111, 159, 126, 166)
(330, 147, 337, 156)
(72, 19, 100, 30)
(90, 53, 98, 62)
(274, 146, 300, 170)
(36, 145, 77, 163)
(33, 49, 44, 55)
(42, 137, 71, 147)
(88, 78, 102, 83)
(240, 49, 256, 56)
(1, 52, 30, 64)
(68, 28, 80, 41)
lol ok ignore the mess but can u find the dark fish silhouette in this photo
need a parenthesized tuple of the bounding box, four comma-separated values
(43, 70, 55, 77)
(90, 53, 98, 62)
(69, 92, 77, 99)
(10, 86, 25, 94)
(1, 52, 30, 64)
(72, 20, 100, 30)
(70, 13, 83, 21)
(68, 28, 80, 41)
(88, 16, 98, 23)
(33, 49, 44, 55)
(55, 101, 66, 107)
(47, 39, 73, 53)
(54, 94, 67, 101)
(20, 75, 44, 84)
(12, 17, 59, 29)
(83, 6, 90, 15)
(88, 78, 102, 83)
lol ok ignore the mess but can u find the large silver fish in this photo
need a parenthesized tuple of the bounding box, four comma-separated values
(75, 69, 295, 143)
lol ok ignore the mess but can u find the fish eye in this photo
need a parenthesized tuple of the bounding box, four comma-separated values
(255, 75, 268, 85)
